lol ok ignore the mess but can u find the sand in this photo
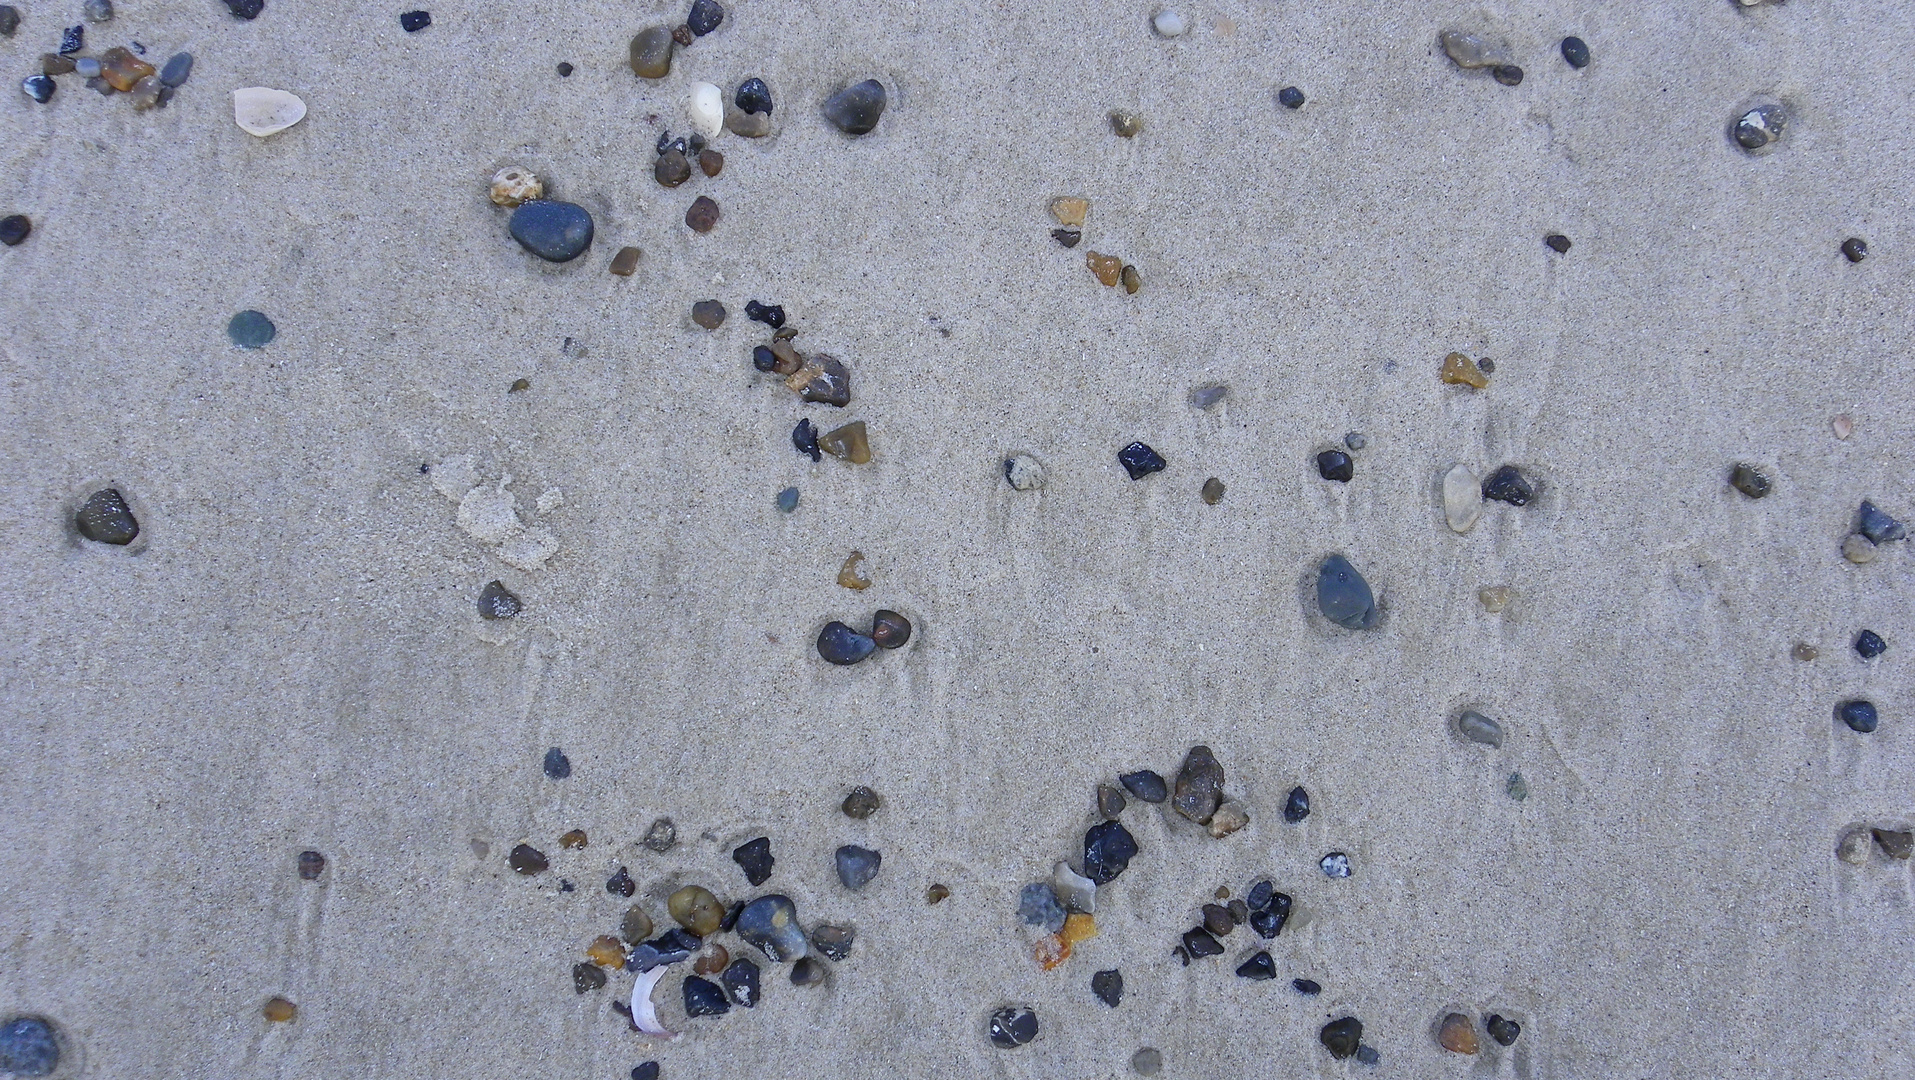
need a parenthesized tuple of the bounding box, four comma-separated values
(2, 0, 1913, 1076)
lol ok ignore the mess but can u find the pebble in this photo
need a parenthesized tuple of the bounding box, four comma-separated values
(872, 609, 913, 649)
(927, 883, 950, 904)
(1439, 29, 1510, 69)
(823, 79, 886, 135)
(1019, 882, 1067, 932)
(687, 299, 726, 330)
(508, 843, 548, 874)
(21, 75, 54, 103)
(819, 421, 871, 463)
(586, 936, 626, 967)
(1443, 464, 1483, 533)
(1097, 784, 1127, 818)
(654, 150, 692, 188)
(1083, 820, 1138, 884)
(1729, 463, 1770, 498)
(1171, 745, 1224, 824)
(836, 844, 882, 890)
(1248, 891, 1291, 938)
(1843, 534, 1876, 564)
(643, 817, 677, 852)
(1486, 1014, 1522, 1046)
(227, 309, 277, 348)
(1201, 903, 1233, 937)
(1507, 772, 1528, 800)
(1201, 478, 1225, 504)
(1121, 265, 1142, 294)
(224, 0, 264, 16)
(745, 300, 786, 328)
(1456, 710, 1504, 747)
(607, 867, 635, 897)
(1356, 1046, 1381, 1065)
(1438, 1013, 1479, 1054)
(609, 247, 641, 276)
(156, 48, 197, 86)
(1120, 770, 1168, 803)
(689, 81, 723, 139)
(1227, 899, 1248, 923)
(723, 957, 760, 1006)
(84, 0, 112, 22)
(817, 620, 876, 665)
(1152, 9, 1186, 37)
(1131, 1047, 1163, 1075)
(633, 1064, 660, 1080)
(1545, 234, 1572, 253)
(787, 354, 851, 406)
(632, 929, 702, 972)
(59, 24, 82, 53)
(541, 746, 571, 779)
(470, 578, 523, 619)
(1561, 36, 1590, 68)
(698, 149, 724, 177)
(1278, 86, 1305, 109)
(1793, 643, 1819, 662)
(557, 62, 573, 76)
(573, 962, 608, 994)
(1189, 383, 1227, 409)
(75, 488, 139, 544)
(1236, 951, 1278, 980)
(776, 487, 800, 513)
(298, 850, 326, 880)
(1491, 65, 1524, 86)
(1856, 500, 1906, 544)
(688, 0, 724, 35)
(98, 47, 151, 90)
(1873, 828, 1913, 860)
(1207, 802, 1249, 838)
(1838, 699, 1878, 734)
(232, 87, 307, 136)
(685, 196, 720, 233)
(1320, 1017, 1363, 1059)
(1053, 862, 1097, 914)
(1052, 228, 1082, 248)
(262, 998, 296, 1023)
(629, 27, 674, 79)
(0, 6, 15, 36)
(668, 886, 724, 936)
(622, 907, 654, 943)
(731, 836, 774, 886)
(841, 786, 882, 819)
(1735, 105, 1786, 150)
(735, 77, 773, 115)
(1050, 196, 1089, 227)
(399, 10, 430, 32)
(1091, 969, 1123, 1007)
(1482, 465, 1535, 506)
(735, 895, 807, 960)
(727, 103, 771, 137)
(1440, 352, 1489, 388)
(510, 200, 594, 262)
(1181, 926, 1223, 957)
(128, 75, 163, 111)
(1316, 554, 1378, 630)
(41, 54, 75, 76)
(1856, 630, 1887, 659)
(1118, 441, 1166, 480)
(1110, 110, 1143, 137)
(1842, 238, 1868, 263)
(1320, 852, 1352, 878)
(1283, 786, 1311, 823)
(672, 25, 694, 46)
(682, 975, 729, 1018)
(791, 417, 821, 461)
(1833, 414, 1855, 439)
(809, 923, 855, 961)
(989, 1006, 1038, 1048)
(1316, 449, 1353, 482)
(1086, 251, 1124, 286)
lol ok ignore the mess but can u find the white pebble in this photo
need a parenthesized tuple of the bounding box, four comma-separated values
(1152, 9, 1186, 37)
(1443, 463, 1482, 534)
(1004, 454, 1045, 491)
(689, 82, 724, 139)
(232, 87, 306, 137)
(489, 167, 543, 208)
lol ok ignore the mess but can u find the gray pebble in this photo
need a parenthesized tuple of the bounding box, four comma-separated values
(1316, 554, 1378, 629)
(1003, 453, 1045, 491)
(835, 844, 881, 890)
(1344, 432, 1366, 450)
(822, 79, 886, 135)
(1131, 1047, 1163, 1075)
(1857, 500, 1906, 544)
(1187, 383, 1227, 409)
(1456, 710, 1504, 747)
(642, 816, 676, 853)
(83, 0, 112, 23)
(160, 51, 193, 88)
(75, 56, 102, 78)
(1320, 852, 1352, 878)
(76, 488, 139, 545)
(735, 894, 808, 961)
(1734, 104, 1786, 151)
(1019, 881, 1066, 932)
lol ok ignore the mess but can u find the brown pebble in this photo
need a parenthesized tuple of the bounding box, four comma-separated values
(1201, 477, 1225, 504)
(1438, 1013, 1479, 1055)
(668, 885, 725, 936)
(620, 905, 654, 943)
(1121, 264, 1141, 294)
(787, 354, 851, 405)
(1201, 903, 1233, 936)
(610, 246, 641, 276)
(1792, 643, 1819, 662)
(693, 943, 730, 974)
(1440, 352, 1490, 389)
(843, 786, 882, 818)
(41, 53, 76, 75)
(1110, 110, 1143, 137)
(100, 46, 154, 92)
(559, 829, 587, 849)
(691, 299, 726, 329)
(297, 850, 326, 880)
(508, 843, 548, 875)
(672, 24, 694, 46)
(1479, 586, 1512, 612)
(1213, 886, 1230, 900)
(686, 196, 720, 233)
(1227, 899, 1249, 924)
(1843, 534, 1877, 564)
(509, 378, 530, 392)
(1206, 802, 1249, 838)
(698, 148, 724, 177)
(926, 883, 950, 904)
(1086, 251, 1123, 286)
(654, 150, 692, 188)
(819, 420, 871, 463)
(767, 340, 804, 375)
(262, 997, 296, 1023)
(1097, 784, 1127, 818)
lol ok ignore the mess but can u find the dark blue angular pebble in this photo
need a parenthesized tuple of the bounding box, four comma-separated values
(224, 0, 264, 18)
(1236, 951, 1277, 980)
(687, 0, 723, 36)
(735, 77, 772, 114)
(21, 75, 55, 103)
(723, 957, 760, 1007)
(988, 1006, 1038, 1048)
(1855, 630, 1887, 659)
(1560, 36, 1590, 68)
(835, 844, 882, 889)
(1082, 819, 1137, 884)
(1293, 978, 1322, 995)
(1091, 968, 1122, 1007)
(793, 418, 821, 461)
(731, 835, 773, 886)
(683, 975, 730, 1017)
(1316, 449, 1353, 482)
(1857, 500, 1906, 544)
(1117, 441, 1166, 480)
(817, 620, 876, 665)
(0, 1017, 60, 1077)
(1277, 86, 1305, 109)
(1181, 926, 1223, 957)
(1838, 699, 1878, 733)
(1316, 554, 1378, 630)
(1246, 880, 1273, 910)
(1249, 891, 1291, 938)
(632, 1064, 660, 1080)
(1119, 770, 1167, 803)
(1482, 465, 1535, 506)
(629, 929, 700, 972)
(160, 51, 193, 87)
(744, 299, 785, 328)
(1283, 785, 1310, 822)
(59, 24, 83, 53)
(542, 746, 571, 779)
(399, 10, 430, 31)
(509, 200, 595, 262)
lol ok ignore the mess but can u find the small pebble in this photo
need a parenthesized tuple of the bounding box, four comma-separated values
(668, 885, 724, 935)
(1480, 585, 1513, 612)
(789, 957, 826, 986)
(42, 54, 76, 75)
(1086, 251, 1124, 286)
(682, 975, 729, 1018)
(1131, 1047, 1163, 1076)
(1856, 630, 1887, 659)
(297, 850, 326, 880)
(0, 6, 16, 36)
(59, 24, 83, 53)
(609, 247, 641, 276)
(1293, 978, 1321, 995)
(1117, 441, 1166, 480)
(1443, 464, 1483, 533)
(1439, 352, 1489, 388)
(630, 928, 701, 971)
(835, 844, 882, 890)
(1283, 786, 1310, 823)
(735, 894, 807, 960)
(693, 943, 732, 976)
(732, 836, 774, 886)
(735, 77, 773, 115)
(1207, 802, 1249, 838)
(1320, 852, 1351, 878)
(988, 1006, 1038, 1049)
(1545, 234, 1572, 253)
(1180, 927, 1223, 957)
(1438, 1013, 1479, 1055)
(809, 923, 855, 961)
(1172, 745, 1224, 824)
(1151, 9, 1185, 37)
(1316, 450, 1353, 483)
(607, 867, 635, 897)
(224, 0, 264, 17)
(927, 883, 950, 904)
(1316, 554, 1378, 630)
(672, 25, 693, 46)
(842, 786, 881, 819)
(21, 75, 54, 103)
(775, 486, 799, 513)
(1121, 265, 1142, 294)
(1734, 105, 1786, 150)
(1050, 195, 1089, 227)
(633, 1064, 660, 1080)
(572, 962, 607, 994)
(1843, 534, 1877, 564)
(871, 609, 912, 649)
(1188, 384, 1227, 409)
(1277, 86, 1305, 109)
(399, 10, 430, 32)
(1091, 969, 1123, 1007)
(745, 300, 786, 328)
(1082, 820, 1138, 884)
(788, 355, 852, 406)
(1842, 238, 1869, 262)
(1873, 828, 1913, 860)
(1729, 464, 1770, 498)
(84, 0, 112, 22)
(1507, 772, 1528, 800)
(541, 747, 571, 779)
(1561, 36, 1590, 68)
(1838, 699, 1878, 733)
(819, 421, 871, 464)
(1052, 228, 1082, 247)
(1482, 465, 1535, 506)
(1235, 951, 1277, 980)
(1456, 710, 1504, 748)
(1856, 500, 1906, 544)
(790, 419, 820, 460)
(628, 27, 674, 79)
(1053, 862, 1096, 913)
(723, 958, 760, 1007)
(1119, 770, 1168, 803)
(75, 488, 139, 544)
(1486, 1014, 1522, 1046)
(1344, 432, 1366, 450)
(1827, 413, 1850, 440)
(1356, 1045, 1381, 1065)
(822, 79, 886, 135)
(1793, 643, 1819, 662)
(1247, 890, 1291, 938)
(508, 843, 548, 874)
(262, 997, 296, 1023)
(160, 51, 194, 88)
(654, 150, 692, 188)
(620, 906, 654, 943)
(510, 201, 594, 262)
(1097, 784, 1127, 818)
(643, 817, 677, 853)
(585, 936, 625, 967)
(1491, 65, 1523, 86)
(685, 196, 720, 233)
(557, 62, 573, 76)
(687, 0, 723, 36)
(1110, 110, 1143, 137)
(818, 621, 876, 665)
(698, 149, 724, 177)
(226, 309, 279, 349)
(1201, 903, 1233, 937)
(1019, 882, 1067, 932)
(1439, 28, 1510, 69)
(1200, 477, 1225, 504)
(1227, 899, 1248, 924)
(1320, 1017, 1363, 1059)
(688, 82, 723, 139)
(690, 299, 725, 329)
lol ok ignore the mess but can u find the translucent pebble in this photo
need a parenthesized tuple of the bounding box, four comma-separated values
(1439, 28, 1511, 69)
(233, 87, 307, 136)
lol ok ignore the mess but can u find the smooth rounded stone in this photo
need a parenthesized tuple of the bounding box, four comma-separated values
(842, 786, 881, 818)
(1278, 85, 1305, 109)
(1097, 784, 1127, 818)
(1843, 534, 1877, 564)
(609, 246, 642, 276)
(1131, 1047, 1163, 1075)
(1236, 951, 1278, 980)
(1181, 926, 1223, 957)
(681, 299, 727, 330)
(558, 827, 587, 849)
(297, 849, 326, 880)
(721, 957, 760, 1007)
(233, 87, 306, 136)
(871, 609, 912, 649)
(684, 195, 720, 233)
(672, 24, 694, 45)
(687, 0, 724, 35)
(1053, 862, 1096, 914)
(1316, 449, 1353, 482)
(21, 75, 55, 103)
(73, 54, 101, 77)
(804, 923, 854, 962)
(1320, 852, 1352, 878)
(1545, 233, 1572, 254)
(643, 817, 677, 852)
(681, 975, 729, 1018)
(1019, 881, 1067, 932)
(735, 895, 807, 961)
(989, 1006, 1038, 1048)
(1440, 28, 1511, 69)
(225, 309, 278, 348)
(1171, 745, 1224, 824)
(1842, 237, 1869, 263)
(606, 866, 635, 897)
(775, 486, 800, 513)
(540, 746, 570, 779)
(0, 6, 16, 36)
(613, 904, 653, 944)
(1121, 264, 1142, 294)
(1734, 105, 1786, 150)
(817, 621, 876, 665)
(1856, 630, 1887, 659)
(1118, 441, 1166, 480)
(787, 956, 825, 986)
(476, 579, 522, 619)
(1481, 465, 1535, 506)
(508, 843, 548, 874)
(1151, 9, 1186, 37)
(557, 62, 574, 76)
(262, 997, 296, 1023)
(725, 103, 772, 137)
(1438, 1013, 1479, 1054)
(1729, 463, 1770, 498)
(1486, 1014, 1522, 1046)
(572, 961, 608, 994)
(1320, 1017, 1364, 1059)
(1440, 351, 1489, 388)
(698, 148, 724, 176)
(1248, 891, 1292, 939)
(1110, 110, 1143, 137)
(1090, 968, 1123, 1007)
(399, 9, 430, 31)
(1316, 554, 1378, 630)
(1491, 64, 1523, 86)
(688, 81, 723, 139)
(154, 52, 195, 89)
(926, 883, 951, 904)
(1873, 828, 1914, 860)
(1083, 819, 1138, 884)
(586, 935, 627, 968)
(835, 844, 881, 890)
(0, 1017, 59, 1077)
(822, 79, 886, 135)
(1201, 903, 1233, 937)
(819, 421, 871, 463)
(1838, 699, 1878, 733)
(1283, 786, 1310, 823)
(75, 488, 139, 544)
(668, 885, 724, 936)
(1506, 771, 1528, 800)
(85, 0, 112, 22)
(1833, 413, 1855, 439)
(692, 942, 731, 975)
(1226, 899, 1248, 924)
(127, 73, 163, 110)
(509, 200, 594, 262)
(654, 150, 692, 188)
(1560, 35, 1590, 68)
(745, 299, 786, 328)
(629, 27, 674, 79)
(1207, 802, 1249, 839)
(735, 77, 773, 114)
(1456, 710, 1504, 747)
(731, 836, 773, 886)
(1119, 770, 1168, 803)
(1200, 477, 1225, 505)
(1188, 383, 1227, 410)
(1857, 500, 1906, 544)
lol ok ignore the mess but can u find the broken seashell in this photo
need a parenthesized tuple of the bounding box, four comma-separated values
(233, 86, 306, 136)
(689, 82, 723, 139)
(630, 965, 680, 1041)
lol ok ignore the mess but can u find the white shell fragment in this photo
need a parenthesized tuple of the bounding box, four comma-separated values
(631, 965, 679, 1040)
(689, 81, 723, 140)
(1052, 861, 1096, 914)
(232, 87, 306, 136)
(1443, 463, 1483, 534)
(1151, 9, 1186, 37)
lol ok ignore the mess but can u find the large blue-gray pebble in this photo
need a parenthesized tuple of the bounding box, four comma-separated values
(1316, 554, 1377, 629)
(1018, 882, 1066, 932)
(509, 200, 594, 262)
(734, 895, 807, 961)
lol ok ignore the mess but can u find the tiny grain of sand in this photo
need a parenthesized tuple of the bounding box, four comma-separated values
(3, 1, 1914, 1077)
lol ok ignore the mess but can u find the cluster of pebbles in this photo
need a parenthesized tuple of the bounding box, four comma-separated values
(1043, 196, 1142, 295)
(13, 3, 194, 110)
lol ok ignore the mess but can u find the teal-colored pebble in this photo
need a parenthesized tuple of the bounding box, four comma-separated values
(228, 310, 276, 348)
(776, 487, 799, 513)
(1506, 772, 1528, 801)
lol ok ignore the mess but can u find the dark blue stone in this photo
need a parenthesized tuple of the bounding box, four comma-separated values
(682, 975, 729, 1017)
(734, 895, 806, 961)
(687, 0, 723, 35)
(1839, 699, 1879, 734)
(753, 345, 779, 372)
(722, 958, 760, 1006)
(988, 1006, 1037, 1048)
(1482, 465, 1535, 506)
(731, 836, 773, 886)
(629, 929, 700, 972)
(835, 844, 881, 889)
(1317, 554, 1378, 629)
(228, 310, 277, 348)
(735, 77, 772, 114)
(59, 25, 83, 53)
(817, 620, 875, 665)
(1083, 820, 1137, 884)
(399, 10, 430, 31)
(1181, 926, 1223, 957)
(1856, 630, 1887, 659)
(1247, 880, 1273, 910)
(1355, 1045, 1380, 1065)
(1283, 785, 1310, 822)
(1249, 891, 1292, 938)
(21, 75, 54, 103)
(1316, 449, 1353, 482)
(1857, 500, 1905, 544)
(160, 51, 193, 87)
(1277, 86, 1305, 109)
(1560, 36, 1590, 68)
(224, 0, 264, 18)
(542, 746, 570, 779)
(744, 299, 785, 327)
(1236, 951, 1277, 980)
(1119, 769, 1167, 803)
(0, 1017, 59, 1077)
(1320, 1017, 1363, 1059)
(632, 1064, 660, 1080)
(509, 200, 594, 262)
(1117, 441, 1166, 480)
(1091, 968, 1122, 1007)
(793, 418, 820, 461)
(1293, 978, 1322, 995)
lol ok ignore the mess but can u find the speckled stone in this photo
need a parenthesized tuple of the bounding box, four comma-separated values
(1837, 827, 1872, 865)
(1283, 786, 1310, 823)
(478, 580, 522, 619)
(1855, 630, 1887, 659)
(75, 489, 139, 545)
(1120, 770, 1168, 803)
(541, 746, 570, 778)
(1019, 882, 1066, 933)
(1857, 500, 1906, 543)
(817, 621, 876, 665)
(685, 196, 720, 233)
(1838, 699, 1878, 733)
(1734, 104, 1786, 150)
(629, 26, 674, 78)
(735, 895, 807, 961)
(298, 850, 326, 880)
(1482, 465, 1535, 506)
(842, 786, 881, 818)
(989, 1006, 1038, 1048)
(510, 200, 594, 262)
(643, 817, 676, 853)
(1487, 1014, 1522, 1046)
(735, 77, 772, 114)
(1320, 852, 1351, 878)
(1082, 820, 1138, 884)
(1730, 464, 1770, 498)
(687, 0, 723, 35)
(1278, 86, 1305, 109)
(1110, 110, 1143, 137)
(0, 1017, 60, 1077)
(1201, 477, 1225, 504)
(1171, 745, 1224, 824)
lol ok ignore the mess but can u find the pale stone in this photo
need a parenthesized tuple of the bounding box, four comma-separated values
(490, 167, 543, 208)
(1837, 827, 1871, 865)
(689, 82, 723, 139)
(1004, 454, 1045, 490)
(1443, 464, 1482, 533)
(232, 87, 306, 136)
(1052, 861, 1096, 914)
(1439, 29, 1511, 69)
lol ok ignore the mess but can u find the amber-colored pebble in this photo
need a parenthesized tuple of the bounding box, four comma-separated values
(559, 829, 587, 849)
(1791, 643, 1818, 661)
(262, 997, 296, 1022)
(1085, 252, 1123, 286)
(585, 935, 626, 968)
(100, 46, 155, 92)
(1049, 196, 1089, 227)
(693, 943, 730, 975)
(668, 885, 725, 936)
(1061, 912, 1098, 946)
(926, 883, 951, 904)
(767, 340, 804, 375)
(672, 24, 694, 46)
(1478, 586, 1512, 613)
(1439, 352, 1489, 389)
(1214, 886, 1231, 900)
(509, 378, 530, 392)
(1034, 932, 1072, 970)
(609, 246, 641, 276)
(819, 421, 871, 464)
(1121, 264, 1141, 294)
(1109, 110, 1143, 137)
(686, 196, 719, 233)
(1438, 1013, 1479, 1054)
(1201, 477, 1225, 504)
(698, 149, 724, 177)
(837, 551, 871, 590)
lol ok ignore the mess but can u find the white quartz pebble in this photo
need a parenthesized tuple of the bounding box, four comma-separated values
(232, 87, 306, 136)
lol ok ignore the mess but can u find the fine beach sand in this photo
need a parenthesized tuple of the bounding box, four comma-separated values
(3, 0, 1914, 1076)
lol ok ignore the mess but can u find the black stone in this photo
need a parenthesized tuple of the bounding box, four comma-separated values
(735, 77, 773, 115)
(1491, 64, 1523, 86)
(655, 129, 675, 154)
(669, 137, 688, 156)
(76, 489, 139, 545)
(607, 866, 635, 897)
(59, 24, 82, 52)
(1842, 237, 1868, 263)
(1838, 699, 1878, 734)
(0, 6, 16, 36)
(682, 975, 729, 1017)
(1236, 951, 1277, 980)
(1482, 465, 1535, 506)
(1857, 500, 1905, 543)
(871, 610, 912, 649)
(1082, 820, 1138, 884)
(0, 215, 30, 247)
(477, 580, 521, 619)
(688, 132, 706, 154)
(1320, 1017, 1363, 1060)
(297, 850, 325, 880)
(1316, 449, 1353, 482)
(1283, 785, 1310, 823)
(752, 345, 779, 372)
(1091, 969, 1122, 1007)
(1277, 86, 1305, 109)
(687, 0, 723, 36)
(719, 900, 742, 932)
(1293, 978, 1321, 995)
(557, 62, 573, 76)
(1248, 892, 1291, 939)
(1181, 926, 1223, 958)
(835, 844, 881, 889)
(0, 1017, 59, 1077)
(1545, 234, 1572, 254)
(1119, 770, 1168, 803)
(21, 75, 54, 103)
(399, 10, 430, 31)
(744, 299, 785, 328)
(817, 621, 877, 665)
(224, 0, 264, 18)
(793, 418, 821, 461)
(573, 962, 607, 994)
(1856, 630, 1887, 659)
(1729, 464, 1770, 498)
(508, 843, 547, 874)
(1560, 36, 1589, 68)
(542, 747, 571, 779)
(1051, 228, 1081, 247)
(789, 956, 825, 985)
(509, 200, 595, 262)
(732, 836, 774, 886)
(722, 957, 760, 1006)
(630, 929, 701, 972)
(1486, 1014, 1521, 1046)
(632, 1064, 660, 1080)
(822, 79, 886, 135)
(160, 51, 193, 87)
(988, 1006, 1038, 1048)
(1118, 441, 1166, 480)
(810, 923, 854, 961)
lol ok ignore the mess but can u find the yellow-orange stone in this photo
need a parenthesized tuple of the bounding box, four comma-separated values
(1050, 196, 1089, 227)
(559, 828, 587, 849)
(1034, 933, 1071, 970)
(1086, 252, 1124, 286)
(586, 936, 626, 968)
(837, 551, 871, 590)
(1438, 1013, 1479, 1054)
(1439, 352, 1489, 389)
(100, 47, 155, 92)
(1061, 913, 1098, 946)
(262, 997, 296, 1022)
